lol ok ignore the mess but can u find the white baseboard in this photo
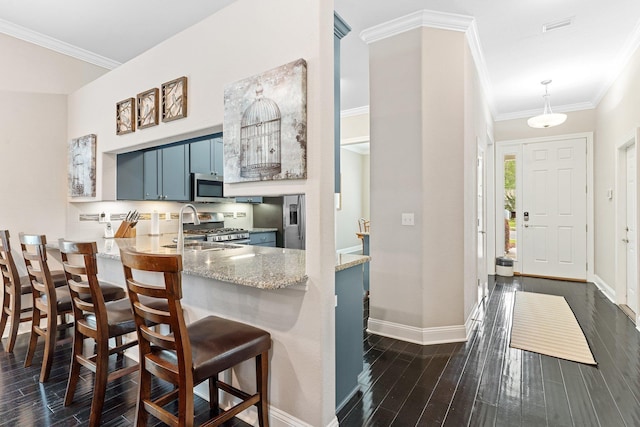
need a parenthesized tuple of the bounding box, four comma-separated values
(336, 245, 362, 254)
(465, 302, 481, 340)
(367, 317, 468, 345)
(593, 274, 616, 303)
(195, 387, 332, 427)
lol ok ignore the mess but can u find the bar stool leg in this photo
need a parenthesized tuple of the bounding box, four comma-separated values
(89, 338, 110, 426)
(64, 330, 83, 406)
(257, 351, 269, 427)
(209, 375, 219, 410)
(24, 306, 40, 368)
(136, 368, 151, 427)
(6, 293, 22, 353)
(0, 293, 10, 351)
(40, 314, 56, 382)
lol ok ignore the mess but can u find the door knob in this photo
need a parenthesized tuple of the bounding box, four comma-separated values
(623, 238, 630, 243)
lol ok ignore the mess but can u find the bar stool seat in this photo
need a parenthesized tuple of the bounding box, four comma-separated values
(188, 316, 271, 382)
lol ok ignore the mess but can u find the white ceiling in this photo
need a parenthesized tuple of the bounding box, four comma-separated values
(1, 0, 640, 121)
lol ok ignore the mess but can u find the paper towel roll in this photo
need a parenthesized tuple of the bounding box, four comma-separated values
(150, 211, 160, 235)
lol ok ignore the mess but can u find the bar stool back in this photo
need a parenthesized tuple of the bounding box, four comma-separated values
(20, 232, 75, 382)
(0, 230, 31, 352)
(120, 247, 272, 427)
(59, 240, 139, 427)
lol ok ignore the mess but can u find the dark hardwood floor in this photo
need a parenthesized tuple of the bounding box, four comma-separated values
(0, 332, 250, 426)
(2, 275, 639, 426)
(338, 275, 640, 427)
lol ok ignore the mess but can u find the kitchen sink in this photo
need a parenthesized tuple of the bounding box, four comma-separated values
(162, 242, 242, 251)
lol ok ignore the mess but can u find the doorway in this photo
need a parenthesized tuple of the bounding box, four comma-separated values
(495, 134, 593, 281)
(616, 133, 638, 320)
(477, 142, 488, 302)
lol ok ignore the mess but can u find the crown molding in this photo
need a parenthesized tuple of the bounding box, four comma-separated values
(341, 105, 369, 118)
(360, 9, 474, 44)
(0, 18, 120, 70)
(592, 17, 640, 107)
(334, 11, 352, 39)
(495, 101, 596, 122)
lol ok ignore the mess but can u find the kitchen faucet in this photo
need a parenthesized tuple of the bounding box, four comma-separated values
(177, 204, 200, 253)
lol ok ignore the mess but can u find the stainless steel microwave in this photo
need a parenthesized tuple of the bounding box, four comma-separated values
(191, 173, 227, 202)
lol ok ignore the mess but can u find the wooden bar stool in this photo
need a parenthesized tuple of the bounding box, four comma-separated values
(59, 240, 139, 427)
(0, 230, 74, 353)
(119, 247, 272, 427)
(20, 233, 127, 382)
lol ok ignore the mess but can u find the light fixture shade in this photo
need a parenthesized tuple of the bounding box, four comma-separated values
(527, 112, 567, 128)
(528, 80, 566, 129)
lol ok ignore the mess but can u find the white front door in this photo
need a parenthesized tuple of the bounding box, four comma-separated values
(626, 144, 638, 313)
(521, 138, 587, 280)
(477, 144, 488, 301)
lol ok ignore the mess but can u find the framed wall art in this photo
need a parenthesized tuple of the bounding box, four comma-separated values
(68, 134, 97, 198)
(116, 98, 135, 135)
(223, 58, 307, 183)
(161, 76, 188, 122)
(137, 88, 159, 129)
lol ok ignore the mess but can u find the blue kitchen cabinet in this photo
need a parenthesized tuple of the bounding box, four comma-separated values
(189, 136, 224, 177)
(117, 151, 144, 200)
(144, 145, 190, 201)
(249, 231, 276, 247)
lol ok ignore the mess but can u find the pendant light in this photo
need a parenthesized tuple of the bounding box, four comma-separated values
(527, 80, 567, 128)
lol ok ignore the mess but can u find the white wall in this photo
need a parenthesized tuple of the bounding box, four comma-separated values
(0, 91, 68, 253)
(0, 34, 108, 261)
(366, 23, 493, 344)
(336, 148, 367, 251)
(368, 26, 470, 336)
(0, 33, 108, 94)
(594, 43, 640, 292)
(67, 1, 335, 425)
(463, 40, 494, 320)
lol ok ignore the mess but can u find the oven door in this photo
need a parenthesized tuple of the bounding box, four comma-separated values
(191, 173, 224, 202)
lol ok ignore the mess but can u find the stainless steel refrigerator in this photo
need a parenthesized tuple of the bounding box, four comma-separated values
(253, 194, 305, 250)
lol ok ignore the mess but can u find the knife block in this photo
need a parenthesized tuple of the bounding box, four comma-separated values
(114, 221, 137, 238)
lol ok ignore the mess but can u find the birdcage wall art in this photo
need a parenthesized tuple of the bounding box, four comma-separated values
(240, 85, 282, 178)
(224, 58, 307, 183)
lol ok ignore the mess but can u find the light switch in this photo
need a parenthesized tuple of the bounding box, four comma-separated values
(401, 213, 415, 226)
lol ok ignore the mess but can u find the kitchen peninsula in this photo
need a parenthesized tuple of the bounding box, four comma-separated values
(93, 235, 369, 424)
(98, 235, 307, 289)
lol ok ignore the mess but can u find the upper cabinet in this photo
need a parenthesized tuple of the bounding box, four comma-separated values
(189, 136, 224, 177)
(144, 144, 190, 201)
(116, 151, 144, 200)
(116, 133, 223, 201)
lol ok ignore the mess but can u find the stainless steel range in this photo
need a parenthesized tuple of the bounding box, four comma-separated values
(181, 212, 250, 244)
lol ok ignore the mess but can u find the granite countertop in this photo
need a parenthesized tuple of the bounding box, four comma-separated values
(96, 234, 307, 290)
(335, 253, 370, 272)
(247, 228, 278, 233)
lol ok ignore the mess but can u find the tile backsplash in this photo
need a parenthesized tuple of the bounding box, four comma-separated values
(67, 201, 253, 241)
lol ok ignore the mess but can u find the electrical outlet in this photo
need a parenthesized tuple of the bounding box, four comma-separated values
(401, 213, 415, 226)
(98, 212, 110, 223)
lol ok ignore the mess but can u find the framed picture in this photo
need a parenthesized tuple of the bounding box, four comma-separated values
(224, 58, 307, 183)
(116, 98, 135, 135)
(137, 88, 159, 129)
(68, 134, 97, 198)
(161, 76, 188, 122)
